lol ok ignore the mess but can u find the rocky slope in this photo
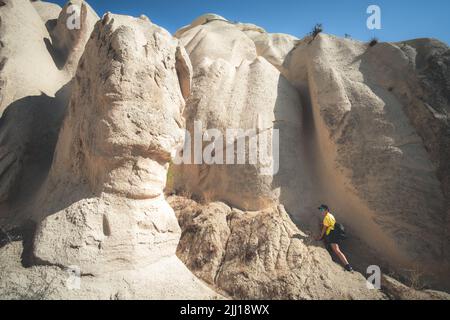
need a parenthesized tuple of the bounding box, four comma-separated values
(0, 1, 448, 299)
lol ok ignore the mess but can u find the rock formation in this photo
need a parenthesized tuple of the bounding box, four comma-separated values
(0, 0, 96, 221)
(1, 3, 218, 299)
(170, 195, 385, 299)
(236, 22, 299, 74)
(32, 0, 62, 24)
(171, 15, 449, 292)
(28, 12, 218, 298)
(48, 0, 99, 73)
(281, 34, 449, 288)
(0, 0, 65, 114)
(171, 14, 306, 213)
(33, 11, 189, 272)
(0, 0, 68, 212)
(0, 1, 448, 300)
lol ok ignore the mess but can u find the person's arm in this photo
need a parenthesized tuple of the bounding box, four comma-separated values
(316, 225, 327, 241)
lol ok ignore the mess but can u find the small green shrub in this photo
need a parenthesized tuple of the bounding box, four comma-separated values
(369, 37, 379, 47)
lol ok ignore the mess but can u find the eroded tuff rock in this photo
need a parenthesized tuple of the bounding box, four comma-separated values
(172, 15, 307, 213)
(32, 0, 63, 24)
(33, 12, 188, 271)
(397, 39, 450, 270)
(49, 0, 99, 73)
(0, 240, 221, 299)
(170, 195, 386, 299)
(281, 34, 449, 288)
(0, 0, 73, 211)
(0, 0, 98, 219)
(171, 195, 450, 299)
(381, 275, 450, 300)
(7, 12, 219, 299)
(236, 23, 299, 74)
(171, 16, 449, 291)
(0, 2, 449, 299)
(0, 0, 67, 114)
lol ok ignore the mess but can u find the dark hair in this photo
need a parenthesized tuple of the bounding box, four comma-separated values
(318, 204, 329, 211)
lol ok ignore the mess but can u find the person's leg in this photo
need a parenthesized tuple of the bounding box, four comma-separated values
(330, 243, 350, 266)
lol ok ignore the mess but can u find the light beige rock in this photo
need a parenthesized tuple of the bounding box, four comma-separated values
(173, 16, 449, 292)
(22, 13, 218, 299)
(281, 34, 449, 289)
(382, 275, 450, 300)
(174, 13, 228, 38)
(172, 195, 450, 299)
(0, 241, 222, 300)
(0, 5, 449, 299)
(32, 0, 62, 24)
(0, 0, 98, 220)
(175, 17, 256, 68)
(33, 12, 187, 269)
(0, 0, 68, 114)
(0, 0, 71, 213)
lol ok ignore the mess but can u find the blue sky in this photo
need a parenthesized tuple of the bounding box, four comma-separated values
(47, 0, 449, 44)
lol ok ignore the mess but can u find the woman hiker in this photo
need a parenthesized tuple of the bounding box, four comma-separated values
(315, 204, 353, 272)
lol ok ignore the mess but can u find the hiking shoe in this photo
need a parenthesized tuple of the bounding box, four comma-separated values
(345, 264, 353, 272)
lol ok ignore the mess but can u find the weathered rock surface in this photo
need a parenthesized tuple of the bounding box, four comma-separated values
(32, 0, 63, 24)
(381, 275, 450, 300)
(280, 34, 449, 289)
(0, 84, 70, 207)
(0, 0, 97, 217)
(0, 240, 222, 299)
(170, 195, 447, 300)
(397, 39, 450, 271)
(0, 12, 219, 299)
(169, 15, 450, 293)
(49, 0, 99, 74)
(172, 15, 307, 213)
(0, 2, 449, 300)
(236, 23, 299, 74)
(0, 0, 67, 114)
(33, 12, 188, 272)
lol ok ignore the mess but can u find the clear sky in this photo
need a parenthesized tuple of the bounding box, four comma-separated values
(47, 0, 449, 44)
